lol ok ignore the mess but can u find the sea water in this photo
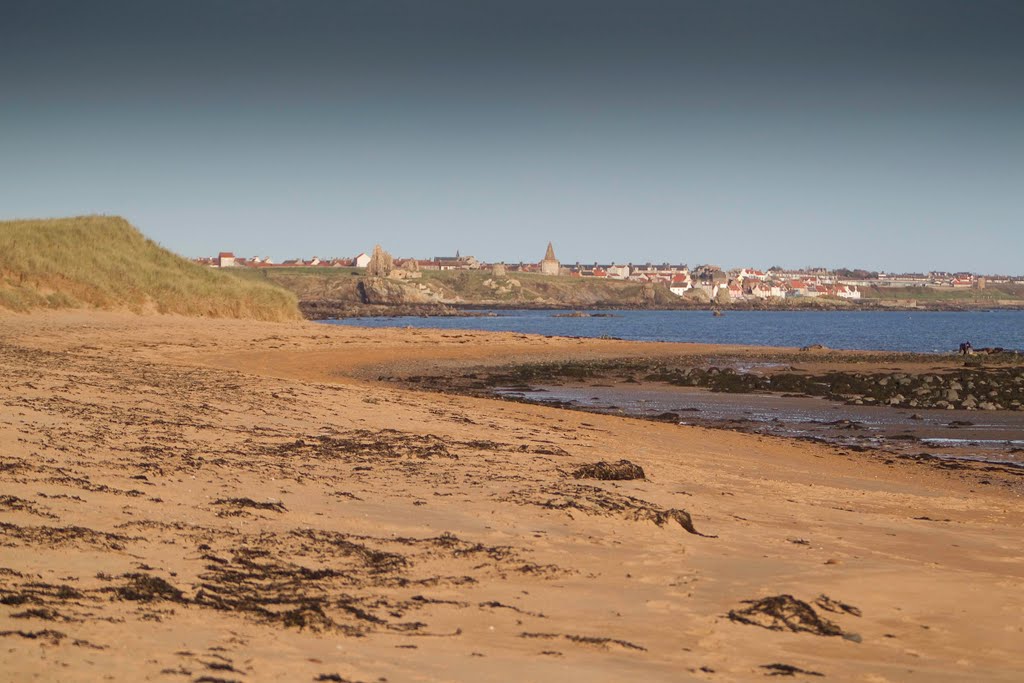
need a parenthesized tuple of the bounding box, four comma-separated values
(322, 309, 1024, 353)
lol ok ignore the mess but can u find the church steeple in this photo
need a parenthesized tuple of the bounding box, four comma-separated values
(540, 242, 560, 276)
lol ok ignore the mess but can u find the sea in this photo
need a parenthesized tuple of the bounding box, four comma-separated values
(320, 309, 1024, 353)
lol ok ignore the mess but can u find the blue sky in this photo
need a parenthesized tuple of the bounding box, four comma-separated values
(2, 1, 1022, 273)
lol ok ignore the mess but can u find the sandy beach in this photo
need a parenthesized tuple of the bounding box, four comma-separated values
(2, 312, 1023, 682)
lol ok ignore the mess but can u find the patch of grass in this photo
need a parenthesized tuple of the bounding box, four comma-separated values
(0, 215, 300, 320)
(226, 267, 366, 304)
(860, 285, 1023, 302)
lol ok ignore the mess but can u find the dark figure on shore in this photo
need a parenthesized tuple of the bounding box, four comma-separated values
(959, 341, 974, 355)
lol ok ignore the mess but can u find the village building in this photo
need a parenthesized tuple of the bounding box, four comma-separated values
(540, 243, 560, 276)
(695, 281, 720, 299)
(605, 264, 630, 279)
(831, 284, 862, 299)
(693, 264, 723, 280)
(668, 273, 693, 296)
(630, 263, 689, 282)
(750, 282, 787, 299)
(738, 268, 768, 282)
(354, 252, 371, 268)
(785, 280, 811, 297)
(217, 252, 236, 268)
(432, 251, 480, 270)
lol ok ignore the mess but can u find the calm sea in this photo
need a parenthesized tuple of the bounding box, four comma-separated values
(321, 309, 1024, 353)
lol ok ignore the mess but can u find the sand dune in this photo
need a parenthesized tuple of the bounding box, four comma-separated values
(1, 312, 1022, 682)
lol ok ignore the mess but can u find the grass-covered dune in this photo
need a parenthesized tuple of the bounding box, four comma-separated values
(0, 216, 300, 320)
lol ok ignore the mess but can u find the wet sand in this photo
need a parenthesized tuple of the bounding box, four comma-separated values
(2, 311, 1023, 682)
(498, 383, 1024, 468)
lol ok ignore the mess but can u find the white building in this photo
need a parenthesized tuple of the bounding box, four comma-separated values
(738, 268, 768, 281)
(751, 282, 787, 299)
(354, 252, 371, 268)
(833, 284, 861, 300)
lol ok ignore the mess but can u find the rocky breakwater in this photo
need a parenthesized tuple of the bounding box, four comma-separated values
(646, 363, 1024, 412)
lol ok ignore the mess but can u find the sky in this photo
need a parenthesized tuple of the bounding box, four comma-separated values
(2, 1, 1022, 273)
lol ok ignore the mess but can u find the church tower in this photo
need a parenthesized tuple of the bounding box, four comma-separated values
(540, 242, 560, 276)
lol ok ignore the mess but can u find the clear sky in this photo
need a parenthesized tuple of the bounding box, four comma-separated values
(2, 1, 1022, 273)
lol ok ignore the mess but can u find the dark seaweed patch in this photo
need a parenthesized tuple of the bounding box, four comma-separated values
(761, 663, 824, 677)
(212, 498, 287, 514)
(502, 484, 715, 537)
(728, 595, 859, 641)
(111, 573, 187, 603)
(571, 460, 645, 481)
(0, 522, 136, 550)
(520, 631, 646, 652)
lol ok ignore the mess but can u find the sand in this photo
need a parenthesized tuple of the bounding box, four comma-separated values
(1, 311, 1022, 682)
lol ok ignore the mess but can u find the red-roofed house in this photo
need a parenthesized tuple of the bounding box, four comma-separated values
(669, 273, 692, 296)
(786, 280, 809, 296)
(217, 252, 236, 268)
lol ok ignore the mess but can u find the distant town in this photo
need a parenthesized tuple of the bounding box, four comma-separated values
(195, 242, 1021, 303)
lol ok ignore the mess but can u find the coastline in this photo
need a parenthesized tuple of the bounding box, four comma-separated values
(301, 299, 1024, 319)
(2, 311, 1023, 681)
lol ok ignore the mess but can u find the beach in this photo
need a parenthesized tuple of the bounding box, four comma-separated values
(2, 311, 1023, 682)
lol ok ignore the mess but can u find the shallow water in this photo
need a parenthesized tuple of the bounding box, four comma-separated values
(323, 309, 1024, 353)
(497, 384, 1024, 466)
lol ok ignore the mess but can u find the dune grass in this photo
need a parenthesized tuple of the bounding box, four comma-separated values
(0, 215, 300, 320)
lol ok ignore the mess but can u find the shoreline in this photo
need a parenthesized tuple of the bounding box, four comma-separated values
(498, 383, 1024, 470)
(298, 298, 1024, 319)
(377, 346, 1024, 482)
(2, 311, 1023, 682)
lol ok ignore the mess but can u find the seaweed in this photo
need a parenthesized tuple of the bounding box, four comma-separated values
(571, 460, 646, 481)
(761, 663, 824, 677)
(728, 595, 859, 641)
